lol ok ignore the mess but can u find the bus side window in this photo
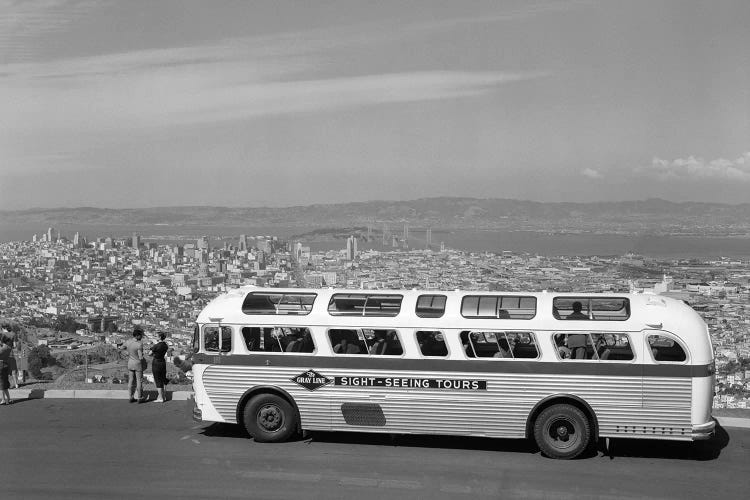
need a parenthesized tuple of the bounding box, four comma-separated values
(383, 330, 403, 356)
(204, 326, 231, 353)
(285, 327, 315, 353)
(594, 333, 633, 361)
(329, 329, 365, 355)
(648, 334, 687, 362)
(242, 327, 262, 351)
(508, 332, 539, 359)
(417, 331, 448, 357)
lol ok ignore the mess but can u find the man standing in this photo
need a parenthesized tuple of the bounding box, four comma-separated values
(125, 328, 146, 403)
(0, 335, 12, 405)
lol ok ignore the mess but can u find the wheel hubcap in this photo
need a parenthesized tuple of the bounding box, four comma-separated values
(547, 418, 578, 449)
(258, 404, 283, 431)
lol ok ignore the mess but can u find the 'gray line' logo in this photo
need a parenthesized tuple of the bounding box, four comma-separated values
(291, 369, 332, 391)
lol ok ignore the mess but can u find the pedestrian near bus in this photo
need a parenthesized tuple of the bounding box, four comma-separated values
(149, 332, 169, 403)
(125, 328, 146, 403)
(1, 328, 19, 388)
(0, 335, 12, 405)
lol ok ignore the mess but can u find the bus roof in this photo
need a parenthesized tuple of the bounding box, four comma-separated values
(196, 286, 710, 351)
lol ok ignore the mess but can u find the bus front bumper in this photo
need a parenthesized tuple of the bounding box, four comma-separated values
(691, 420, 716, 440)
(191, 397, 202, 422)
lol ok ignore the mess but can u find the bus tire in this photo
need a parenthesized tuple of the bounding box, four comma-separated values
(243, 393, 297, 443)
(533, 404, 591, 459)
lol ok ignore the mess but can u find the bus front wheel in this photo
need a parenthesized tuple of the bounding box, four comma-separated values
(533, 404, 591, 459)
(243, 393, 298, 443)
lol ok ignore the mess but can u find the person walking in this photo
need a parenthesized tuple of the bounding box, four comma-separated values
(149, 332, 169, 403)
(0, 335, 12, 405)
(125, 328, 146, 403)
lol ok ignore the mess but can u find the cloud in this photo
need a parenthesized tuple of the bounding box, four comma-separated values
(0, 29, 547, 172)
(638, 153, 750, 182)
(0, 0, 102, 62)
(581, 168, 603, 179)
(0, 6, 552, 175)
(408, 0, 592, 34)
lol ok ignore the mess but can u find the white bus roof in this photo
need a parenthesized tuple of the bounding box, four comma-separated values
(196, 286, 709, 347)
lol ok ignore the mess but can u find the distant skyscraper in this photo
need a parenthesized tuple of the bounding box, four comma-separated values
(73, 232, 80, 247)
(32, 234, 37, 242)
(132, 232, 140, 249)
(403, 223, 409, 245)
(425, 228, 432, 248)
(382, 222, 389, 245)
(47, 227, 55, 242)
(239, 234, 248, 251)
(197, 236, 209, 250)
(346, 235, 358, 261)
(366, 224, 372, 240)
(440, 241, 445, 253)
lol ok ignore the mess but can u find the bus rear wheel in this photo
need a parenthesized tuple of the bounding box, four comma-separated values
(243, 394, 297, 443)
(533, 404, 591, 459)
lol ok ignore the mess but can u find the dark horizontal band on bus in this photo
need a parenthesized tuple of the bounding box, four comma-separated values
(191, 353, 712, 378)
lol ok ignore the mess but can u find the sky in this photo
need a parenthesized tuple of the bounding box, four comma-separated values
(0, 0, 748, 209)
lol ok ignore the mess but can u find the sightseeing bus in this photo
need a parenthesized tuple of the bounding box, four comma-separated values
(190, 286, 715, 459)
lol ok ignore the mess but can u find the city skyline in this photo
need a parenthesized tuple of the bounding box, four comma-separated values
(1, 0, 749, 210)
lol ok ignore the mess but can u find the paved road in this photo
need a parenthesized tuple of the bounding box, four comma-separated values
(2, 399, 748, 499)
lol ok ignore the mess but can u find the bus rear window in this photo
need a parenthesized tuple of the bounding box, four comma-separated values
(648, 334, 687, 362)
(328, 294, 402, 317)
(553, 297, 630, 321)
(460, 295, 536, 319)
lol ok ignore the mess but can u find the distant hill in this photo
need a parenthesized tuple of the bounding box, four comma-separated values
(2, 198, 750, 235)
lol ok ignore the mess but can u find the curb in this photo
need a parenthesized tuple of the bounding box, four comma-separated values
(9, 388, 193, 401)
(715, 416, 750, 429)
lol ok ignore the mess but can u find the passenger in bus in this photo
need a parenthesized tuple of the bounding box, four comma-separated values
(333, 338, 360, 354)
(566, 301, 589, 320)
(369, 332, 387, 355)
(299, 330, 315, 353)
(285, 335, 303, 352)
(555, 335, 571, 359)
(594, 336, 611, 360)
(420, 332, 447, 357)
(567, 334, 588, 359)
(497, 309, 510, 319)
